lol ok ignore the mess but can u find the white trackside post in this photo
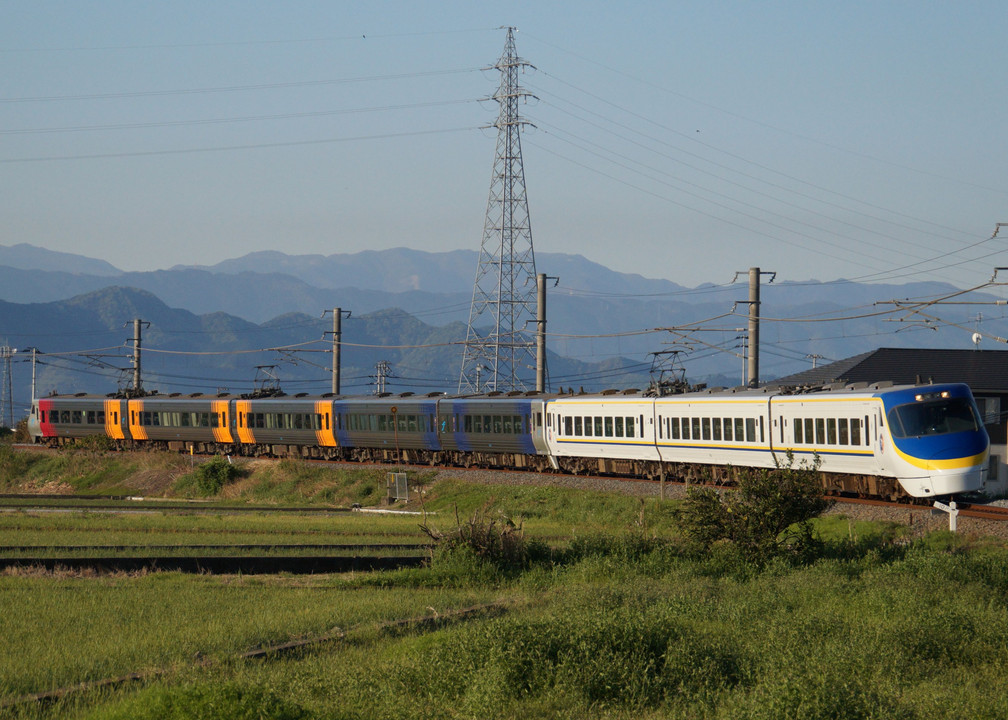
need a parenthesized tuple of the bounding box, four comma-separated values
(932, 500, 959, 533)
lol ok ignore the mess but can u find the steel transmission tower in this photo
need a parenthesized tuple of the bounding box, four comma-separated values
(458, 27, 539, 394)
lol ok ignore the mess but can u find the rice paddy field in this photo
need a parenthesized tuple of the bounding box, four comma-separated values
(3, 444, 1008, 719)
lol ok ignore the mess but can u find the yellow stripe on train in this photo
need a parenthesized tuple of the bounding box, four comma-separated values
(128, 399, 148, 441)
(212, 400, 233, 444)
(104, 399, 124, 440)
(315, 400, 337, 447)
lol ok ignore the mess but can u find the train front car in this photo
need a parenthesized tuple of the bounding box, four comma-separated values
(878, 384, 989, 497)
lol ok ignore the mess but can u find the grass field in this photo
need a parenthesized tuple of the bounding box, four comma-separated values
(2, 444, 1008, 719)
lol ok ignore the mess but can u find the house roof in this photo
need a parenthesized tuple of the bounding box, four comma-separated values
(769, 348, 1008, 393)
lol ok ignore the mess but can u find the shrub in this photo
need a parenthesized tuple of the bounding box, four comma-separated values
(420, 500, 548, 573)
(186, 455, 239, 496)
(12, 418, 31, 443)
(677, 453, 832, 563)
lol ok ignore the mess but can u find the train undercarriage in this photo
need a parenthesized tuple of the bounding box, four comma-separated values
(41, 436, 905, 501)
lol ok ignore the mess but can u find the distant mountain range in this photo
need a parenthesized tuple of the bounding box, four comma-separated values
(1, 242, 1003, 410)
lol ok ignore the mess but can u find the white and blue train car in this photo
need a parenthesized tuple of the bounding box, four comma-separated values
(544, 393, 661, 476)
(543, 383, 989, 498)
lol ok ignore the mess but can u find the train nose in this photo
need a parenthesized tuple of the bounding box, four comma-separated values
(926, 465, 987, 497)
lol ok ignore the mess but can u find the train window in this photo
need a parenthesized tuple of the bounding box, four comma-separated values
(98, 410, 106, 425)
(760, 417, 765, 442)
(815, 418, 825, 444)
(803, 418, 813, 444)
(640, 415, 645, 436)
(482, 416, 491, 433)
(723, 418, 732, 441)
(851, 419, 861, 445)
(581, 417, 590, 436)
(517, 415, 524, 433)
(465, 415, 473, 433)
(535, 412, 542, 428)
(71, 411, 81, 424)
(838, 419, 849, 445)
(627, 416, 635, 438)
(564, 416, 573, 435)
(594, 417, 604, 436)
(691, 417, 701, 440)
(827, 418, 837, 445)
(503, 416, 512, 434)
(701, 418, 711, 441)
(670, 418, 680, 440)
(745, 418, 756, 442)
(86, 411, 95, 424)
(794, 420, 803, 444)
(574, 416, 582, 435)
(604, 417, 613, 437)
(712, 419, 722, 441)
(680, 418, 690, 440)
(614, 417, 624, 437)
(491, 416, 501, 434)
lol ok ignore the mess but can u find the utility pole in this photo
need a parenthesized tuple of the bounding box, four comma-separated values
(0, 343, 15, 428)
(322, 308, 351, 395)
(733, 268, 775, 389)
(535, 274, 558, 393)
(459, 26, 539, 394)
(21, 347, 39, 404)
(126, 319, 149, 395)
(375, 361, 391, 395)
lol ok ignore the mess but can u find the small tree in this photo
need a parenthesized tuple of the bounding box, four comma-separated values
(678, 453, 831, 562)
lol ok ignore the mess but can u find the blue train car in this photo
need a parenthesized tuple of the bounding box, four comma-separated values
(438, 393, 549, 469)
(334, 393, 441, 463)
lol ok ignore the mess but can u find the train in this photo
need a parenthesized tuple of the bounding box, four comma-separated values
(27, 381, 991, 499)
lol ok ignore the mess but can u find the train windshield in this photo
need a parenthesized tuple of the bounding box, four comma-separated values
(887, 397, 980, 439)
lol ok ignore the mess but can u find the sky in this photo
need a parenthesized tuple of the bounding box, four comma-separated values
(4, 1, 1008, 291)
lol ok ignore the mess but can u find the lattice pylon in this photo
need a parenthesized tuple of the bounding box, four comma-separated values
(458, 27, 538, 394)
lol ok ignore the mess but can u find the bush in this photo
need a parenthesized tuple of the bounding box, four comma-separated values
(421, 501, 549, 573)
(677, 453, 832, 563)
(186, 455, 239, 496)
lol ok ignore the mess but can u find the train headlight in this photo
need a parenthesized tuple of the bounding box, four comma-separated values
(914, 391, 951, 402)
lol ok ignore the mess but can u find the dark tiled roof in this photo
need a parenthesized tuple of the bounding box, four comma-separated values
(770, 348, 1008, 392)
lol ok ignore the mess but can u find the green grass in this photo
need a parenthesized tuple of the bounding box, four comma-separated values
(8, 539, 998, 720)
(4, 448, 1008, 718)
